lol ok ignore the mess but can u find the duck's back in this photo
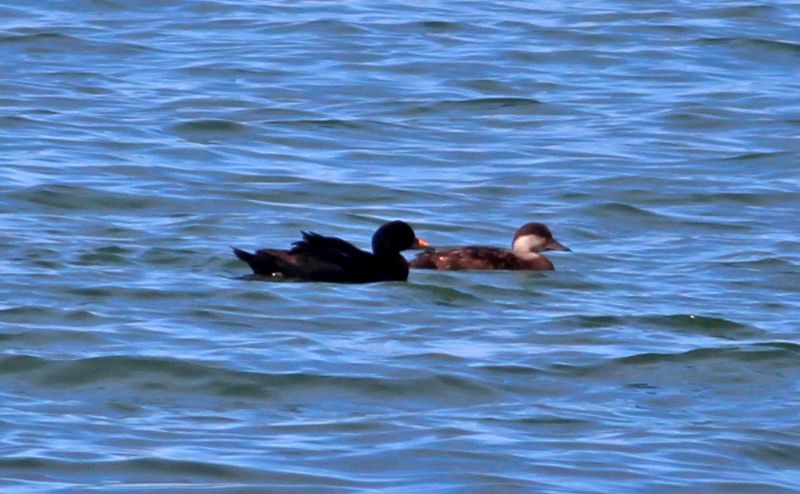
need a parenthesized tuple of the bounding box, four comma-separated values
(410, 246, 554, 271)
(292, 232, 410, 281)
(235, 231, 410, 282)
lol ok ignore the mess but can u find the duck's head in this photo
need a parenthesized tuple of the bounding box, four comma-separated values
(372, 220, 429, 255)
(511, 222, 570, 258)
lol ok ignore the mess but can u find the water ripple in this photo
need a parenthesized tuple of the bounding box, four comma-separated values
(2, 0, 799, 491)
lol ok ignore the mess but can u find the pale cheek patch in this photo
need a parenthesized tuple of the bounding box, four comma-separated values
(513, 234, 547, 255)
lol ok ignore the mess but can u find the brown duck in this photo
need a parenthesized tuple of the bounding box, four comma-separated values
(410, 222, 569, 271)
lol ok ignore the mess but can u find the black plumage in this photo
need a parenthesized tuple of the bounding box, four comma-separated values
(233, 220, 427, 283)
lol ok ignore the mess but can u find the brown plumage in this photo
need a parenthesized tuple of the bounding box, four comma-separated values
(410, 222, 569, 271)
(411, 246, 555, 270)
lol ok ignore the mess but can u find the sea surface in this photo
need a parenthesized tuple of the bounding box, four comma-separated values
(1, 1, 799, 492)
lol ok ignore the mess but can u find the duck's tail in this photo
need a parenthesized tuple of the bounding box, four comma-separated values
(232, 247, 286, 277)
(231, 247, 254, 264)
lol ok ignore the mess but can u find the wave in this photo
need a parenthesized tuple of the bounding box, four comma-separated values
(0, 354, 498, 404)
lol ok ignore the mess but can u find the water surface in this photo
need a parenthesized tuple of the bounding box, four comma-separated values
(1, 1, 799, 492)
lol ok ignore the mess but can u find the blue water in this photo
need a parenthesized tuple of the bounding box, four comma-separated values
(2, 1, 799, 492)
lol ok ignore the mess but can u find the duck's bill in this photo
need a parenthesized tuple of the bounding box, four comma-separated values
(545, 239, 571, 252)
(411, 237, 430, 249)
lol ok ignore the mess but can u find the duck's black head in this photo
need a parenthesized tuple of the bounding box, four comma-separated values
(372, 220, 428, 256)
(512, 222, 570, 254)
